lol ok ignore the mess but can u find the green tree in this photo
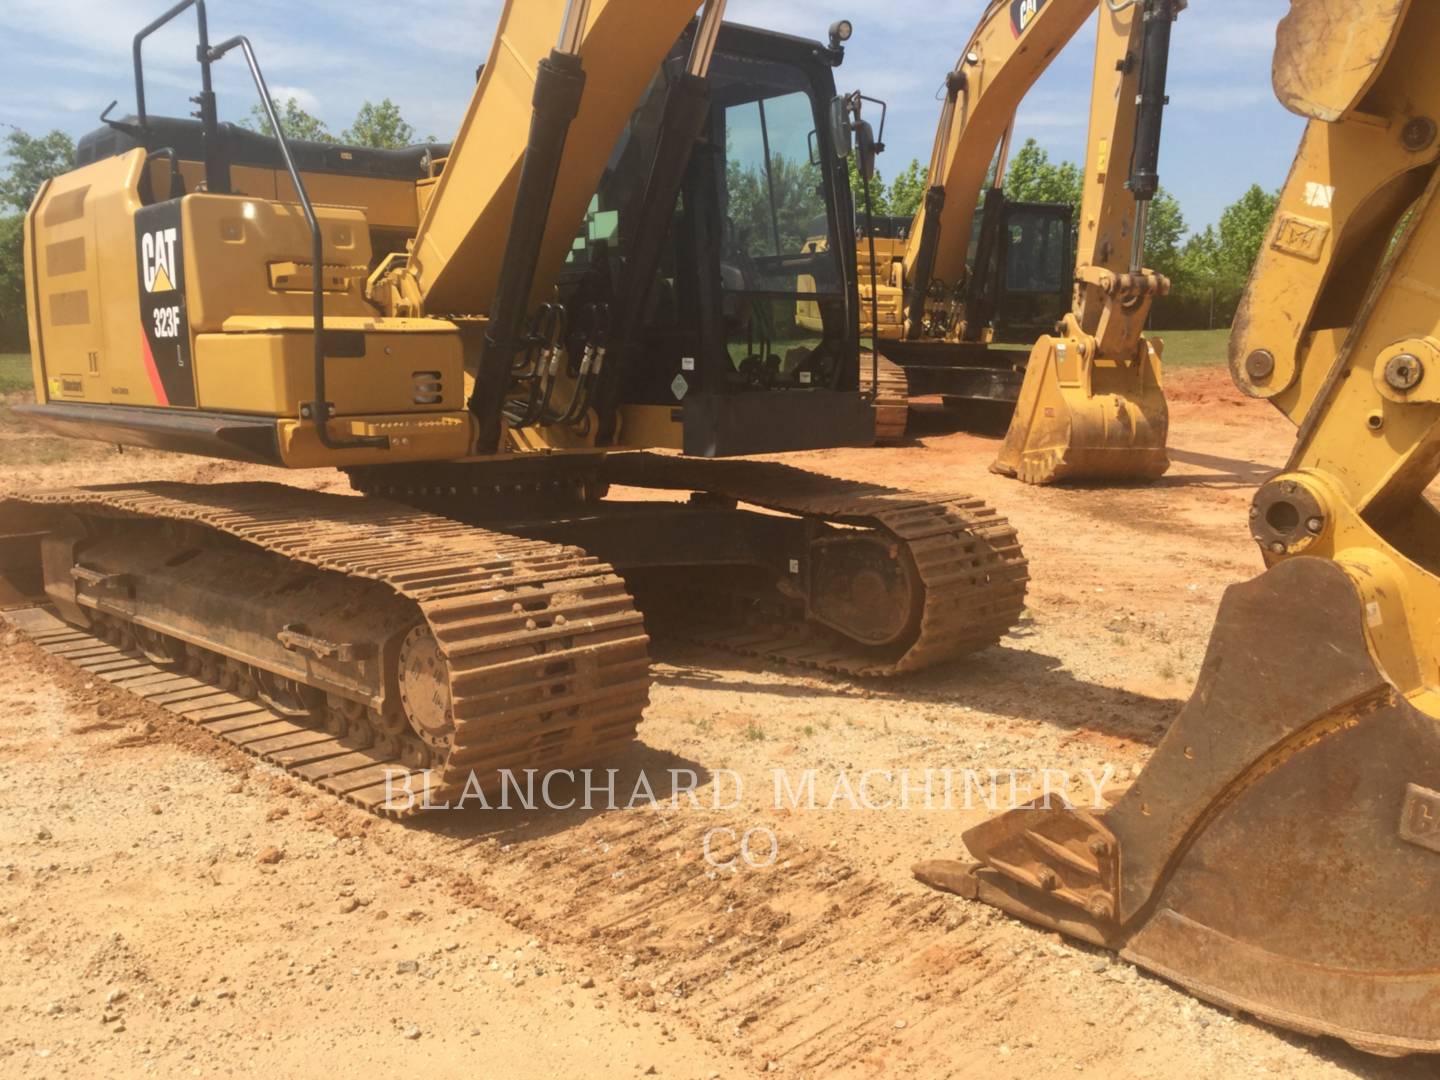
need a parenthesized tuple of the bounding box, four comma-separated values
(1, 128, 75, 350)
(886, 158, 926, 219)
(1003, 138, 1082, 218)
(1173, 224, 1221, 291)
(1162, 224, 1229, 328)
(0, 214, 26, 349)
(728, 153, 825, 256)
(1158, 187, 1279, 329)
(847, 155, 890, 217)
(1216, 183, 1279, 284)
(0, 127, 75, 212)
(342, 99, 415, 149)
(1143, 188, 1186, 277)
(243, 97, 335, 144)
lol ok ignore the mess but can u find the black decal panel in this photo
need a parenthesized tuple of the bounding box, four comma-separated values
(134, 200, 196, 408)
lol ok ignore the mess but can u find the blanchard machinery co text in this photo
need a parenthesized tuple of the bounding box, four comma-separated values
(381, 765, 1119, 815)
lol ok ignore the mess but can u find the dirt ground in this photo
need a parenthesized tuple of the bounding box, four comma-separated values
(0, 369, 1429, 1079)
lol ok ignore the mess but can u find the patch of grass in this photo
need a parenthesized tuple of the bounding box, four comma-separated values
(0, 354, 33, 395)
(1158, 659, 1178, 681)
(1152, 328, 1229, 369)
(691, 716, 714, 736)
(743, 721, 766, 743)
(802, 724, 815, 738)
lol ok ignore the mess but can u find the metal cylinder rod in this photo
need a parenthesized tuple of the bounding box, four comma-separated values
(1130, 197, 1150, 275)
(686, 0, 726, 78)
(470, 37, 589, 451)
(556, 0, 593, 54)
(926, 67, 964, 186)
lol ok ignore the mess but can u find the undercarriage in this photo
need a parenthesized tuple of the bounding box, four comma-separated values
(0, 460, 1027, 814)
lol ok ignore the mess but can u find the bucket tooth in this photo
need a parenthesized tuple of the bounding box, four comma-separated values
(950, 556, 1440, 1055)
(991, 335, 1169, 484)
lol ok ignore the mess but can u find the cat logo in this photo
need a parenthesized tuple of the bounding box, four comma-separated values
(140, 226, 179, 293)
(133, 203, 197, 407)
(1010, 0, 1048, 36)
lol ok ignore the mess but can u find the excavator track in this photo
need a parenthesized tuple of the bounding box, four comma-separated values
(868, 352, 911, 443)
(0, 483, 651, 817)
(601, 453, 1028, 676)
(351, 455, 1029, 678)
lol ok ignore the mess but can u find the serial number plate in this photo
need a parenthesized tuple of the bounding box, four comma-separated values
(1399, 783, 1440, 854)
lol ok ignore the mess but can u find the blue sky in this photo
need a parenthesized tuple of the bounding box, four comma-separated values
(0, 0, 1301, 233)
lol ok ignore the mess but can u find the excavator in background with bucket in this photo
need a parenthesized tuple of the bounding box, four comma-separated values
(920, 0, 1440, 1056)
(851, 203, 1072, 441)
(858, 0, 1179, 484)
(0, 0, 1028, 812)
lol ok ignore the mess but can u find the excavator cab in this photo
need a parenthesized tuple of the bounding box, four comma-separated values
(990, 201, 1072, 342)
(557, 24, 869, 455)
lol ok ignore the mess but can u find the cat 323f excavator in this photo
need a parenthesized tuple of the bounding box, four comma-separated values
(0, 0, 1029, 812)
(860, 0, 1181, 484)
(920, 0, 1440, 1057)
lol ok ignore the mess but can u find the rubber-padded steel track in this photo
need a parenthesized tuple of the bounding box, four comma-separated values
(2, 484, 650, 817)
(602, 454, 1028, 676)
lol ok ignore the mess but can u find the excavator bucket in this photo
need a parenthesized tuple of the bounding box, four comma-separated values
(989, 333, 1169, 484)
(917, 556, 1440, 1055)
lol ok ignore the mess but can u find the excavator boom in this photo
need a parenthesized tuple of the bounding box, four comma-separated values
(391, 0, 706, 318)
(901, 0, 1096, 311)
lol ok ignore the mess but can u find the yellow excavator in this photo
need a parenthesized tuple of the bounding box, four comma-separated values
(860, 0, 1178, 483)
(920, 0, 1440, 1056)
(0, 0, 1028, 811)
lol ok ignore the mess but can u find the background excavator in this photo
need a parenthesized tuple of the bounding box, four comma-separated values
(848, 202, 1073, 443)
(0, 0, 1028, 813)
(919, 0, 1440, 1055)
(859, 0, 1180, 484)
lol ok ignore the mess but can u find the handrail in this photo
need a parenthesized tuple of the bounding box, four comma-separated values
(206, 34, 388, 451)
(133, 0, 229, 192)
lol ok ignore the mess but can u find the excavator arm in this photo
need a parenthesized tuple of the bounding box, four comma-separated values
(989, 0, 1180, 482)
(924, 0, 1440, 1055)
(868, 0, 1180, 483)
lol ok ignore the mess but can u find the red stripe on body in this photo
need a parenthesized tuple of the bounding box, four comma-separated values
(139, 327, 170, 406)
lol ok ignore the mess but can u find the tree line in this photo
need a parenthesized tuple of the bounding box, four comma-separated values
(1, 104, 1274, 352)
(853, 137, 1279, 330)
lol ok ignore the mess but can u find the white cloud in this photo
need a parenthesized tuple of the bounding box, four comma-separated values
(0, 0, 1303, 230)
(268, 85, 322, 114)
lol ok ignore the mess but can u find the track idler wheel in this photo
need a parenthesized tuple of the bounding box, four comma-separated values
(396, 626, 453, 748)
(924, 557, 1440, 1055)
